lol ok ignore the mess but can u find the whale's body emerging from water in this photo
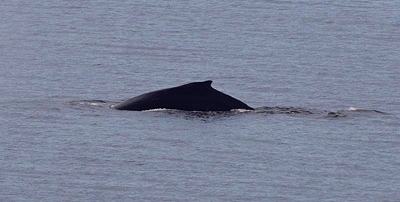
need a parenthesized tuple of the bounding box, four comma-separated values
(113, 80, 254, 111)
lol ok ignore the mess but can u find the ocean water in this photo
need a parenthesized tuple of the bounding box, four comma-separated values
(1, 0, 400, 201)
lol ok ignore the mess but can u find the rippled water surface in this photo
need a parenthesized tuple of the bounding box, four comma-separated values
(1, 0, 399, 201)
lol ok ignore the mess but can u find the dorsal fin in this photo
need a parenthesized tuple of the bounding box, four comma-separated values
(175, 80, 213, 89)
(193, 80, 213, 88)
(201, 80, 212, 86)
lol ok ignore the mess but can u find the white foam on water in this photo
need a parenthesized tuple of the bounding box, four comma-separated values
(348, 107, 358, 111)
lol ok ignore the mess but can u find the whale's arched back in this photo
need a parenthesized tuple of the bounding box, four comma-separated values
(113, 80, 254, 111)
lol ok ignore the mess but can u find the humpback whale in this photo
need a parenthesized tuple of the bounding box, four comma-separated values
(112, 80, 254, 111)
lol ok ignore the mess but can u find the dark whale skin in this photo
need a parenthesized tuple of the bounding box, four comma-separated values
(113, 80, 254, 111)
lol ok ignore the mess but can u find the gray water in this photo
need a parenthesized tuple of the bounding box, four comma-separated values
(1, 0, 400, 201)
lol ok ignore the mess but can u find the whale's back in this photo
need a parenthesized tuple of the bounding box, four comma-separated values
(113, 80, 254, 111)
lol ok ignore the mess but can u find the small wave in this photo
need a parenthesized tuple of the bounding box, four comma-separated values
(68, 100, 109, 106)
(254, 106, 389, 119)
(231, 108, 254, 113)
(348, 107, 358, 111)
(67, 100, 116, 110)
(141, 108, 252, 113)
(144, 108, 172, 112)
(342, 107, 387, 114)
(254, 107, 314, 115)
